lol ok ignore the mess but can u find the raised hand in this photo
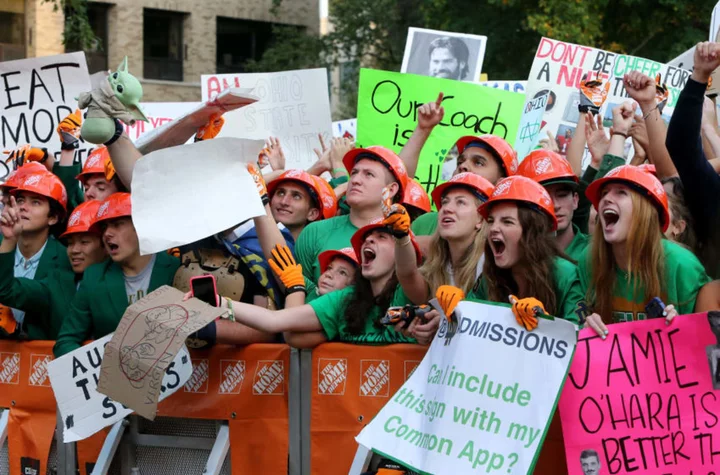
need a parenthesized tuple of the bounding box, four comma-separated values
(247, 163, 269, 205)
(268, 244, 305, 295)
(623, 72, 656, 109)
(57, 109, 82, 150)
(0, 196, 23, 240)
(417, 92, 445, 131)
(195, 115, 225, 142)
(381, 187, 410, 238)
(693, 42, 720, 83)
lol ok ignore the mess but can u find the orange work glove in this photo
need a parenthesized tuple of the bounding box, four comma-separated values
(104, 155, 117, 181)
(579, 72, 610, 114)
(195, 115, 225, 142)
(4, 145, 49, 167)
(655, 73, 669, 113)
(381, 187, 410, 238)
(0, 305, 17, 337)
(268, 244, 305, 295)
(436, 285, 464, 320)
(247, 163, 269, 205)
(57, 109, 82, 150)
(510, 295, 545, 331)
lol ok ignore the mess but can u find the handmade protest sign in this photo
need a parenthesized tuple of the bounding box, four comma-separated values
(48, 333, 192, 442)
(478, 80, 528, 94)
(514, 92, 549, 161)
(333, 118, 357, 139)
(355, 301, 577, 474)
(0, 52, 92, 167)
(125, 102, 199, 143)
(525, 37, 691, 169)
(559, 313, 720, 475)
(201, 69, 332, 170)
(131, 137, 266, 255)
(357, 69, 524, 195)
(97, 286, 227, 419)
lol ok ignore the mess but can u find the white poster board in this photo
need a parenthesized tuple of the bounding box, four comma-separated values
(356, 301, 577, 474)
(48, 334, 192, 442)
(125, 102, 199, 143)
(131, 137, 266, 255)
(478, 80, 527, 94)
(401, 27, 487, 82)
(333, 118, 357, 139)
(525, 37, 691, 169)
(201, 69, 332, 170)
(0, 52, 92, 174)
(514, 92, 549, 161)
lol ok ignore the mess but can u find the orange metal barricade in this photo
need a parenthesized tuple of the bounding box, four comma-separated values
(309, 343, 428, 475)
(0, 341, 291, 475)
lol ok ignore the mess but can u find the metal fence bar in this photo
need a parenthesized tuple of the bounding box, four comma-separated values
(56, 409, 77, 475)
(300, 349, 313, 475)
(91, 419, 127, 475)
(203, 422, 230, 475)
(288, 348, 302, 475)
(0, 410, 8, 450)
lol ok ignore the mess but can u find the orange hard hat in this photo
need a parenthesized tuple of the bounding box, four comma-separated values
(431, 172, 494, 210)
(342, 146, 409, 196)
(479, 176, 558, 231)
(351, 218, 422, 266)
(637, 163, 657, 176)
(517, 150, 579, 186)
(76, 146, 115, 182)
(318, 247, 359, 274)
(1, 162, 49, 191)
(267, 170, 338, 220)
(585, 165, 670, 232)
(93, 192, 132, 230)
(11, 172, 68, 213)
(60, 200, 102, 238)
(311, 176, 338, 219)
(456, 135, 518, 176)
(402, 180, 431, 214)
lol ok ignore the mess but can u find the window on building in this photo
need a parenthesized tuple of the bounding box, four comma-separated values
(216, 17, 301, 74)
(0, 11, 25, 61)
(144, 9, 184, 81)
(66, 3, 110, 73)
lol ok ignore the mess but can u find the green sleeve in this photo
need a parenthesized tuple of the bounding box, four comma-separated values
(304, 278, 319, 303)
(597, 154, 626, 179)
(54, 280, 93, 357)
(308, 287, 353, 341)
(295, 223, 318, 284)
(329, 175, 349, 188)
(0, 251, 52, 315)
(467, 277, 488, 301)
(664, 242, 711, 315)
(337, 196, 350, 216)
(573, 178, 592, 234)
(576, 249, 592, 308)
(581, 165, 598, 184)
(553, 258, 584, 324)
(411, 212, 438, 236)
(53, 164, 84, 215)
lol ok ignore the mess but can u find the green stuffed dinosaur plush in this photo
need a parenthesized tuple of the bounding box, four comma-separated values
(77, 57, 148, 144)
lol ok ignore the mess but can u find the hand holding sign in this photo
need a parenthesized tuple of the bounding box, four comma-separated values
(57, 109, 83, 151)
(381, 187, 410, 238)
(509, 294, 543, 331)
(247, 163, 269, 205)
(417, 92, 446, 131)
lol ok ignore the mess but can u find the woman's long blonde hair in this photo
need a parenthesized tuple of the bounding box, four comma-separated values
(587, 191, 665, 323)
(419, 201, 487, 296)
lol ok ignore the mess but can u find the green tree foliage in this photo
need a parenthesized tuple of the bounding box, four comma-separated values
(47, 0, 99, 51)
(232, 0, 718, 119)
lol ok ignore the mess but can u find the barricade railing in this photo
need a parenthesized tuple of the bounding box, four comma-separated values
(1, 341, 433, 475)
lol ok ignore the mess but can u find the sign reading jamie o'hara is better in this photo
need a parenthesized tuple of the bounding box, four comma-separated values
(559, 313, 720, 475)
(356, 301, 577, 474)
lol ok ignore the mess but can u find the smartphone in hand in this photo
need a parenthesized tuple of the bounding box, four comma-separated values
(190, 274, 219, 307)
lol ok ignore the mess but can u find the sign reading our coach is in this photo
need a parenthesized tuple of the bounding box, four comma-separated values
(0, 52, 92, 162)
(357, 69, 523, 196)
(559, 313, 720, 475)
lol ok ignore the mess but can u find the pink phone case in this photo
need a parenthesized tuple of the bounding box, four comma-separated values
(189, 274, 219, 306)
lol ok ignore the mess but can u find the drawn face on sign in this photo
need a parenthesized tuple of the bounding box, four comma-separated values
(580, 452, 601, 475)
(708, 313, 720, 342)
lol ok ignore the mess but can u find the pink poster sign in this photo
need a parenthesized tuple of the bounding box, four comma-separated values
(559, 312, 720, 475)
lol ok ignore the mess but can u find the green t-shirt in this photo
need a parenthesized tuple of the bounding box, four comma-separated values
(308, 285, 416, 344)
(467, 256, 585, 324)
(411, 211, 438, 236)
(296, 215, 358, 284)
(564, 225, 590, 263)
(578, 239, 710, 322)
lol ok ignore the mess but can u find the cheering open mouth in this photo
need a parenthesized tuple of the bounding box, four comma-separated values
(361, 247, 376, 266)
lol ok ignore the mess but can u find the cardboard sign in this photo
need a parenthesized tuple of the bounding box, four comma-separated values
(0, 52, 92, 165)
(478, 80, 528, 94)
(559, 313, 720, 475)
(401, 27, 487, 82)
(201, 69, 332, 170)
(355, 301, 577, 474)
(97, 286, 227, 419)
(514, 92, 549, 161)
(48, 333, 192, 442)
(525, 37, 692, 169)
(356, 68, 524, 195)
(131, 137, 266, 255)
(333, 118, 357, 139)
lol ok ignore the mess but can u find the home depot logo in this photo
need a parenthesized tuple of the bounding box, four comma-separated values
(359, 359, 390, 397)
(218, 360, 245, 394)
(184, 359, 209, 393)
(317, 358, 347, 395)
(404, 361, 421, 381)
(29, 354, 52, 387)
(0, 352, 20, 384)
(252, 360, 284, 395)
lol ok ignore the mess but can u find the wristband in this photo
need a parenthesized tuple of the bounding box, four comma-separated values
(332, 167, 348, 175)
(578, 104, 599, 115)
(612, 131, 629, 139)
(225, 296, 235, 322)
(103, 119, 124, 146)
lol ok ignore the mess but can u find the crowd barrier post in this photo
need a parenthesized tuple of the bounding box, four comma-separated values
(91, 420, 126, 475)
(288, 348, 303, 475)
(300, 349, 313, 475)
(0, 409, 8, 449)
(56, 409, 78, 474)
